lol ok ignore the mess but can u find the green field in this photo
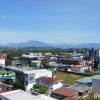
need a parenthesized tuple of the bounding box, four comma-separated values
(55, 71, 84, 84)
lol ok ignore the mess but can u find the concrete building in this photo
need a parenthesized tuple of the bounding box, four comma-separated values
(36, 77, 63, 90)
(15, 69, 52, 90)
(31, 60, 41, 68)
(0, 54, 7, 66)
(70, 65, 92, 73)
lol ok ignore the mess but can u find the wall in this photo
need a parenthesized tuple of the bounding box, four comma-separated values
(92, 79, 100, 93)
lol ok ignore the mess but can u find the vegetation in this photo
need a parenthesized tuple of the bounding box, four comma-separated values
(84, 70, 97, 75)
(55, 71, 84, 84)
(78, 92, 100, 100)
(41, 58, 50, 69)
(0, 71, 14, 75)
(13, 81, 24, 89)
(5, 54, 13, 65)
(33, 84, 47, 94)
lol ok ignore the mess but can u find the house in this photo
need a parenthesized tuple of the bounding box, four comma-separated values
(51, 87, 78, 100)
(0, 54, 7, 66)
(75, 77, 92, 87)
(0, 89, 56, 100)
(75, 75, 100, 90)
(68, 85, 92, 97)
(15, 69, 52, 90)
(31, 60, 41, 68)
(92, 75, 100, 93)
(36, 77, 63, 90)
(70, 65, 92, 73)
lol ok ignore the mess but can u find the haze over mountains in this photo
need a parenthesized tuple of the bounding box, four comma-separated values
(0, 40, 100, 48)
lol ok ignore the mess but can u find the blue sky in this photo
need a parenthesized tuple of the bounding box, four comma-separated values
(0, 0, 100, 44)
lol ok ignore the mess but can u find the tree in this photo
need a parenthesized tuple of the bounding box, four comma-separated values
(41, 58, 50, 69)
(5, 54, 13, 65)
(33, 84, 47, 94)
(13, 81, 24, 89)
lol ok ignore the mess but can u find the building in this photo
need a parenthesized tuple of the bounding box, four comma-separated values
(15, 69, 52, 90)
(59, 58, 80, 65)
(75, 75, 100, 88)
(92, 75, 100, 93)
(95, 49, 100, 58)
(68, 85, 92, 97)
(36, 77, 63, 90)
(51, 87, 78, 100)
(0, 54, 7, 66)
(31, 60, 41, 68)
(70, 65, 92, 73)
(75, 77, 92, 87)
(0, 89, 56, 100)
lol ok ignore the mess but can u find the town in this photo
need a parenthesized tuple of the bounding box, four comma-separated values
(0, 0, 100, 100)
(0, 47, 100, 100)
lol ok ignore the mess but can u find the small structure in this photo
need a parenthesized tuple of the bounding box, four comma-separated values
(51, 87, 78, 100)
(70, 65, 92, 73)
(75, 77, 92, 87)
(36, 77, 63, 90)
(0, 54, 7, 66)
(31, 60, 41, 68)
(68, 85, 92, 97)
(92, 75, 100, 93)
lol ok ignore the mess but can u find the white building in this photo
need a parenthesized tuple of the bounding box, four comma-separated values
(0, 89, 56, 100)
(36, 77, 63, 90)
(22, 53, 44, 59)
(95, 49, 100, 57)
(19, 69, 52, 90)
(0, 54, 6, 66)
(71, 65, 92, 73)
(31, 60, 41, 68)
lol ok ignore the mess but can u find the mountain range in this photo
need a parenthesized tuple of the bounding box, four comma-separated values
(0, 40, 100, 48)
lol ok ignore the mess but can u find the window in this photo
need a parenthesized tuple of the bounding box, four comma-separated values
(29, 77, 33, 81)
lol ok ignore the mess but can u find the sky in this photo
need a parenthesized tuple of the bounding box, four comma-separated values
(0, 0, 100, 44)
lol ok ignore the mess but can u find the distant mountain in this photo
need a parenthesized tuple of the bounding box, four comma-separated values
(0, 41, 100, 48)
(2, 40, 50, 48)
(55, 43, 100, 48)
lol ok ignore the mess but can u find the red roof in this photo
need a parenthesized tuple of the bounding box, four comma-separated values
(62, 58, 80, 61)
(36, 77, 58, 84)
(52, 87, 77, 97)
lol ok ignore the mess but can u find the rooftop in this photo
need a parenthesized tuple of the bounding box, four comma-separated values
(0, 90, 56, 100)
(76, 75, 100, 84)
(76, 77, 92, 84)
(52, 87, 77, 97)
(36, 77, 58, 84)
(68, 85, 91, 93)
(91, 75, 100, 80)
(62, 58, 80, 61)
(24, 69, 51, 74)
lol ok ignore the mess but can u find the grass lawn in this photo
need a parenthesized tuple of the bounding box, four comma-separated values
(0, 71, 14, 75)
(55, 71, 84, 84)
(84, 71, 97, 75)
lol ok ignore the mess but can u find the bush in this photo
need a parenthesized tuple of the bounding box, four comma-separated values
(33, 84, 47, 94)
